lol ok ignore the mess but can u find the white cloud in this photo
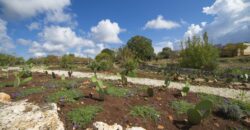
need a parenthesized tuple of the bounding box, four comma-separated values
(184, 24, 203, 39)
(0, 18, 14, 53)
(144, 15, 180, 30)
(0, 0, 73, 23)
(184, 0, 250, 43)
(154, 41, 174, 54)
(28, 26, 95, 57)
(91, 19, 124, 44)
(17, 38, 32, 45)
(27, 22, 40, 31)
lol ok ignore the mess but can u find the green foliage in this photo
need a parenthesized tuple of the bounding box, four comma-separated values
(61, 74, 65, 80)
(120, 73, 128, 86)
(180, 32, 219, 70)
(164, 76, 171, 88)
(67, 105, 102, 127)
(88, 60, 100, 76)
(147, 87, 154, 97)
(170, 100, 194, 114)
(218, 103, 243, 120)
(95, 49, 114, 71)
(0, 53, 24, 66)
(61, 54, 74, 68)
(130, 105, 160, 122)
(47, 89, 83, 102)
(13, 72, 32, 87)
(127, 35, 155, 61)
(106, 85, 129, 97)
(181, 82, 190, 96)
(18, 87, 44, 98)
(187, 100, 213, 125)
(157, 47, 172, 59)
(19, 64, 33, 78)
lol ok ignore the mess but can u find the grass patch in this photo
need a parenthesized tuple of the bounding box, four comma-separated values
(0, 81, 13, 87)
(130, 105, 160, 122)
(47, 89, 83, 102)
(198, 93, 224, 106)
(67, 105, 102, 127)
(18, 87, 44, 98)
(106, 86, 129, 97)
(170, 100, 194, 114)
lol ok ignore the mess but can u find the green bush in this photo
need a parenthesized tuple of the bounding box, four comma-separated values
(171, 100, 194, 114)
(67, 105, 102, 127)
(130, 105, 160, 122)
(180, 32, 219, 71)
(18, 87, 44, 98)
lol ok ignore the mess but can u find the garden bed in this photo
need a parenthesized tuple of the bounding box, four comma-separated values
(0, 71, 249, 130)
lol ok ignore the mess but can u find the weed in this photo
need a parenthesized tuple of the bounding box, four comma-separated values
(47, 89, 83, 102)
(67, 105, 102, 128)
(106, 86, 129, 97)
(171, 100, 194, 114)
(130, 105, 160, 122)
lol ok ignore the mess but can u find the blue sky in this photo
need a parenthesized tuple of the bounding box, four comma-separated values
(0, 0, 249, 59)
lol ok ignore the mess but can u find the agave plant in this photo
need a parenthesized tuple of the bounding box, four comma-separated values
(187, 100, 213, 125)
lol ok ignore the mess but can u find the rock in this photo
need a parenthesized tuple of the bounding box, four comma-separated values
(168, 115, 173, 122)
(195, 78, 205, 82)
(93, 122, 122, 130)
(177, 76, 185, 81)
(157, 125, 164, 129)
(214, 123, 220, 127)
(0, 100, 64, 130)
(156, 97, 162, 101)
(242, 116, 250, 127)
(0, 92, 11, 103)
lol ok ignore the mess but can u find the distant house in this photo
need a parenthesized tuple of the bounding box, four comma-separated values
(237, 42, 250, 56)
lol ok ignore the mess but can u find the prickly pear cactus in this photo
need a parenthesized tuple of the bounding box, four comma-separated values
(14, 74, 20, 87)
(187, 108, 202, 125)
(195, 100, 213, 118)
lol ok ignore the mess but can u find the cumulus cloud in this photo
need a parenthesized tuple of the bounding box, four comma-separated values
(0, 19, 14, 52)
(17, 38, 32, 45)
(154, 41, 174, 54)
(91, 19, 124, 44)
(144, 15, 180, 30)
(27, 22, 40, 31)
(0, 0, 73, 23)
(184, 24, 203, 39)
(184, 0, 250, 43)
(28, 26, 95, 57)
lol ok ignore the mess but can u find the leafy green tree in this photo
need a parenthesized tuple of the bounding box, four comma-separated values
(61, 54, 74, 68)
(180, 32, 219, 70)
(157, 47, 172, 59)
(127, 35, 154, 61)
(95, 49, 114, 70)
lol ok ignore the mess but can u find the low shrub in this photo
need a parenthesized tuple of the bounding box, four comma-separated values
(170, 100, 194, 114)
(106, 85, 129, 97)
(130, 105, 160, 122)
(217, 103, 243, 120)
(67, 105, 102, 128)
(18, 87, 44, 98)
(47, 89, 83, 102)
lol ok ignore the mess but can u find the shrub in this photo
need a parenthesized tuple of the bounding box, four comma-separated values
(180, 32, 219, 71)
(105, 83, 129, 97)
(67, 105, 102, 128)
(171, 100, 194, 114)
(47, 89, 83, 102)
(17, 87, 44, 98)
(130, 105, 160, 122)
(217, 103, 243, 120)
(181, 82, 190, 97)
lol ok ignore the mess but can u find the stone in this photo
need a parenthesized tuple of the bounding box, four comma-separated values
(195, 78, 205, 82)
(126, 127, 146, 130)
(242, 116, 250, 127)
(0, 92, 11, 103)
(0, 100, 64, 130)
(168, 115, 173, 122)
(214, 123, 220, 127)
(93, 122, 123, 130)
(157, 125, 164, 129)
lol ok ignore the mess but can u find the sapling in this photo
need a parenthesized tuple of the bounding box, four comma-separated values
(91, 76, 107, 101)
(164, 76, 171, 88)
(181, 81, 190, 96)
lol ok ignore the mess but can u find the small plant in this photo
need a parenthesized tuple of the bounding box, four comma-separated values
(61, 74, 65, 80)
(68, 70, 73, 77)
(120, 71, 128, 87)
(181, 81, 190, 96)
(67, 105, 102, 128)
(20, 64, 33, 78)
(164, 76, 171, 88)
(130, 105, 160, 122)
(147, 87, 154, 97)
(105, 83, 129, 97)
(171, 100, 194, 114)
(91, 76, 107, 101)
(187, 100, 213, 125)
(52, 72, 56, 79)
(47, 89, 83, 102)
(45, 71, 48, 76)
(238, 90, 247, 101)
(88, 61, 100, 77)
(217, 103, 243, 120)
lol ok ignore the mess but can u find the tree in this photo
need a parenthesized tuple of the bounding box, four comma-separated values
(180, 32, 219, 70)
(61, 54, 74, 68)
(95, 48, 115, 70)
(127, 35, 154, 61)
(157, 47, 172, 59)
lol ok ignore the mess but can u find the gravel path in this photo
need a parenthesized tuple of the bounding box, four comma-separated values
(33, 69, 250, 102)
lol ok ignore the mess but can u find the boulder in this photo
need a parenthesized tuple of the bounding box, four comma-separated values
(93, 122, 122, 130)
(0, 92, 11, 103)
(0, 100, 64, 130)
